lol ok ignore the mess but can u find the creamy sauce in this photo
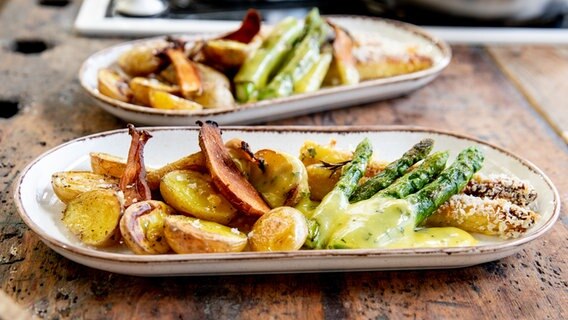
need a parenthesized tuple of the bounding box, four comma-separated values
(311, 190, 477, 249)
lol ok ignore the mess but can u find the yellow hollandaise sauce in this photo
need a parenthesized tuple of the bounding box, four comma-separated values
(310, 190, 477, 249)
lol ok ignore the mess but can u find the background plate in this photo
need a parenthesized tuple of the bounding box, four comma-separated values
(79, 16, 451, 126)
(14, 126, 560, 276)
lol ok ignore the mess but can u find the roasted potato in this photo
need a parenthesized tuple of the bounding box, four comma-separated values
(118, 44, 165, 77)
(305, 164, 342, 201)
(202, 39, 252, 69)
(129, 77, 179, 106)
(190, 63, 235, 108)
(90, 152, 127, 178)
(149, 89, 203, 111)
(120, 200, 175, 254)
(248, 207, 308, 252)
(147, 151, 206, 190)
(51, 171, 119, 203)
(160, 170, 237, 224)
(62, 189, 122, 247)
(98, 69, 132, 103)
(249, 149, 310, 208)
(164, 215, 248, 254)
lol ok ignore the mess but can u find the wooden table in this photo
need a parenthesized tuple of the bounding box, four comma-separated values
(1, 1, 566, 319)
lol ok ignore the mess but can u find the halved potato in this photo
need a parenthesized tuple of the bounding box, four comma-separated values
(147, 151, 206, 190)
(120, 200, 175, 254)
(148, 89, 203, 111)
(90, 152, 127, 178)
(164, 215, 248, 254)
(305, 164, 342, 201)
(118, 44, 165, 77)
(248, 207, 308, 252)
(129, 77, 179, 106)
(51, 171, 119, 203)
(249, 149, 309, 208)
(203, 39, 251, 69)
(62, 189, 122, 247)
(159, 170, 237, 224)
(98, 69, 132, 103)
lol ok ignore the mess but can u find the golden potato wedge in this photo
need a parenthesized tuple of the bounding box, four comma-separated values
(164, 215, 248, 254)
(299, 141, 387, 173)
(118, 44, 165, 77)
(51, 171, 119, 203)
(98, 69, 132, 103)
(147, 151, 206, 190)
(62, 189, 122, 247)
(203, 39, 251, 69)
(248, 207, 308, 252)
(129, 77, 179, 106)
(160, 170, 237, 224)
(249, 149, 309, 208)
(120, 200, 175, 254)
(90, 152, 127, 178)
(148, 89, 203, 111)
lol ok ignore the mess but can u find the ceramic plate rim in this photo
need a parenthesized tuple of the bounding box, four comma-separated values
(78, 15, 452, 118)
(14, 126, 561, 266)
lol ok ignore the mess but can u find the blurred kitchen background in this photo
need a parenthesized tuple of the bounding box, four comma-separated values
(75, 0, 568, 43)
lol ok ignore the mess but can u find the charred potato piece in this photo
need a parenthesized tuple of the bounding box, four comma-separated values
(51, 171, 119, 203)
(118, 44, 165, 77)
(164, 215, 248, 254)
(62, 189, 122, 247)
(98, 69, 132, 103)
(129, 77, 179, 106)
(149, 89, 203, 111)
(249, 149, 309, 208)
(248, 207, 308, 252)
(160, 170, 237, 224)
(120, 200, 175, 254)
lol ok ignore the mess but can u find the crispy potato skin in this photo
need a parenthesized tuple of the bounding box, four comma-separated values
(164, 215, 248, 254)
(248, 207, 308, 251)
(51, 171, 119, 203)
(160, 170, 237, 224)
(118, 44, 165, 77)
(120, 200, 175, 254)
(62, 189, 122, 247)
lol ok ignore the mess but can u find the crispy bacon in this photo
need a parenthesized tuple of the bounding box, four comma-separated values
(119, 124, 152, 207)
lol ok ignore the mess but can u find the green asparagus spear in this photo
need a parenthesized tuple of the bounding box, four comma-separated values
(350, 138, 434, 202)
(258, 9, 328, 100)
(295, 51, 332, 93)
(374, 151, 449, 200)
(306, 138, 372, 248)
(234, 17, 304, 102)
(409, 146, 484, 226)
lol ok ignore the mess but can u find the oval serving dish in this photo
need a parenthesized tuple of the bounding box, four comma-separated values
(14, 126, 560, 276)
(79, 16, 451, 126)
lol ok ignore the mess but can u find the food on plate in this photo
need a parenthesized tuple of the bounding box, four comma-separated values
(97, 8, 434, 111)
(62, 189, 122, 247)
(164, 215, 248, 253)
(120, 200, 174, 254)
(51, 171, 119, 203)
(248, 207, 308, 252)
(50, 122, 540, 254)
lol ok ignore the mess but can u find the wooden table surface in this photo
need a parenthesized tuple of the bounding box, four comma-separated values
(1, 1, 566, 319)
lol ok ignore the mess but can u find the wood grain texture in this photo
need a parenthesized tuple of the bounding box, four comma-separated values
(488, 46, 568, 144)
(0, 0, 566, 319)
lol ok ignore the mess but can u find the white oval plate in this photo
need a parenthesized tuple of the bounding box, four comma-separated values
(14, 126, 560, 276)
(79, 16, 451, 126)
